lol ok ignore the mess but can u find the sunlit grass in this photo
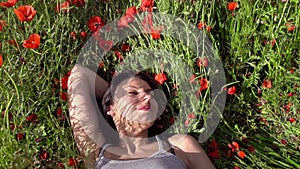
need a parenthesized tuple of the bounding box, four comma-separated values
(0, 0, 299, 168)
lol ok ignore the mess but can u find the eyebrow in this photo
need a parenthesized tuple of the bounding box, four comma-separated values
(128, 86, 152, 91)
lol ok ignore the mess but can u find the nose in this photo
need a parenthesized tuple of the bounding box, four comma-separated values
(140, 91, 152, 102)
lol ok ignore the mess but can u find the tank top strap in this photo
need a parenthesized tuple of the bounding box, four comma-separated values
(99, 136, 168, 157)
(155, 135, 176, 155)
(155, 135, 165, 151)
(99, 143, 113, 157)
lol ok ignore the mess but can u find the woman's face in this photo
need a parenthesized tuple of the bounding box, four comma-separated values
(112, 77, 160, 125)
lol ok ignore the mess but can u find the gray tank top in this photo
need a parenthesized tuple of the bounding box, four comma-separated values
(95, 136, 187, 169)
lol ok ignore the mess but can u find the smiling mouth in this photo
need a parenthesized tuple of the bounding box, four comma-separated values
(137, 104, 151, 111)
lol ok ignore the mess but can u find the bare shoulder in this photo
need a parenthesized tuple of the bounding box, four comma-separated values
(168, 134, 201, 152)
(168, 134, 216, 169)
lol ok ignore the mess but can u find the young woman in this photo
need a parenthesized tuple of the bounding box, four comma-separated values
(68, 64, 215, 169)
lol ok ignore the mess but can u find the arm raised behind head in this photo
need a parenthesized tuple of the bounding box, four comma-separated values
(67, 64, 109, 167)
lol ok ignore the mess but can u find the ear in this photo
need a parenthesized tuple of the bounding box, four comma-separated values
(107, 105, 115, 117)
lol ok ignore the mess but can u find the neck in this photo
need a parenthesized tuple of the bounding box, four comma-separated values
(118, 131, 150, 154)
(112, 116, 155, 154)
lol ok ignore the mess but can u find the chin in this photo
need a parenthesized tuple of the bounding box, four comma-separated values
(124, 121, 154, 137)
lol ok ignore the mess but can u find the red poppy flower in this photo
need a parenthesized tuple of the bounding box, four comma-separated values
(290, 67, 295, 74)
(287, 25, 296, 32)
(232, 141, 240, 150)
(141, 0, 154, 7)
(0, 55, 3, 67)
(189, 74, 196, 83)
(0, 20, 6, 31)
(117, 6, 137, 28)
(286, 22, 296, 32)
(209, 140, 219, 150)
(237, 150, 246, 159)
(114, 50, 123, 61)
(14, 5, 36, 22)
(150, 28, 161, 39)
(289, 117, 296, 123)
(80, 31, 87, 38)
(228, 141, 240, 152)
(121, 43, 131, 52)
(117, 15, 135, 28)
(259, 117, 268, 123)
(169, 117, 174, 124)
(227, 86, 237, 95)
(235, 166, 240, 169)
(197, 22, 206, 30)
(184, 119, 191, 127)
(57, 163, 65, 168)
(68, 157, 78, 166)
(99, 39, 113, 51)
(242, 136, 249, 143)
(55, 1, 70, 13)
(10, 124, 15, 131)
(71, 0, 85, 7)
(271, 38, 276, 47)
(187, 112, 195, 119)
(8, 39, 17, 46)
(56, 108, 63, 117)
(87, 16, 105, 32)
(208, 150, 220, 159)
(61, 75, 69, 90)
(0, 0, 17, 7)
(199, 78, 208, 92)
(196, 57, 208, 67)
(228, 144, 235, 152)
(1, 111, 13, 121)
(287, 92, 293, 97)
(59, 92, 68, 101)
(23, 34, 40, 49)
(283, 102, 292, 112)
(70, 31, 76, 40)
(141, 0, 154, 11)
(26, 113, 38, 123)
(126, 6, 137, 15)
(227, 2, 238, 11)
(281, 139, 288, 145)
(16, 133, 24, 141)
(99, 61, 104, 68)
(142, 13, 153, 31)
(40, 150, 48, 159)
(262, 79, 272, 88)
(155, 73, 167, 84)
(248, 145, 256, 153)
(206, 25, 212, 32)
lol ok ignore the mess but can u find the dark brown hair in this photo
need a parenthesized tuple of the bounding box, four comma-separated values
(100, 70, 166, 137)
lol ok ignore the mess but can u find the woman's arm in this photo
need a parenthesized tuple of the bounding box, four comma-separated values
(67, 64, 109, 167)
(169, 134, 216, 169)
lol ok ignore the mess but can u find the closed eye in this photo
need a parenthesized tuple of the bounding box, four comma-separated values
(128, 89, 153, 96)
(145, 89, 153, 94)
(128, 91, 139, 96)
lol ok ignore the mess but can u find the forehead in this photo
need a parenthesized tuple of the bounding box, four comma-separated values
(118, 77, 150, 90)
(114, 78, 151, 97)
(127, 77, 151, 89)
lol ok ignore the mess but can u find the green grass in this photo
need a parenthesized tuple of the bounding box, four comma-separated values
(0, 0, 299, 168)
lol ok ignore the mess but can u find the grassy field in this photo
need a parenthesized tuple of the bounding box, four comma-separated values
(0, 0, 299, 168)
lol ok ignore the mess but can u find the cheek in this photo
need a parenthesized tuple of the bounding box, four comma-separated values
(114, 97, 133, 112)
(128, 97, 139, 105)
(150, 100, 159, 113)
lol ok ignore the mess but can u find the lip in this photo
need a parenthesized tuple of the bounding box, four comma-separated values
(137, 104, 151, 111)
